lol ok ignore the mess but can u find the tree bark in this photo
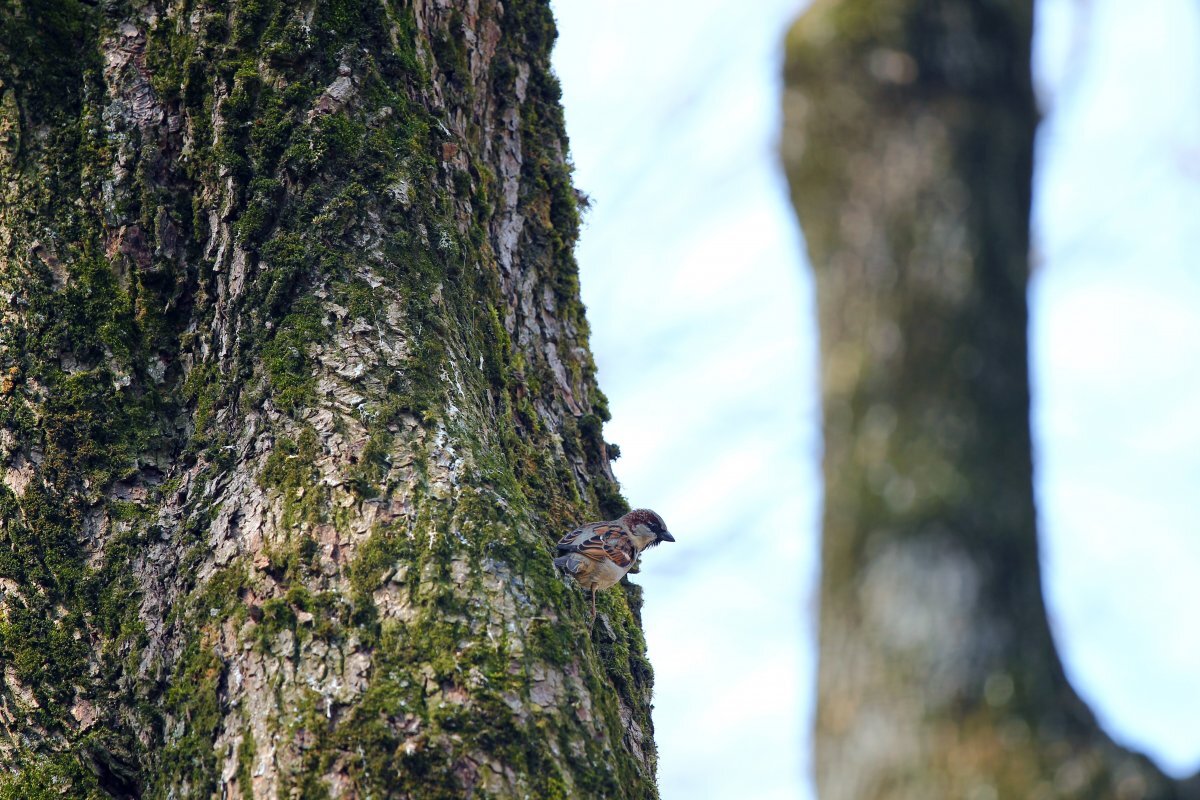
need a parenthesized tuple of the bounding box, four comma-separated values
(0, 1, 658, 797)
(781, 2, 1199, 798)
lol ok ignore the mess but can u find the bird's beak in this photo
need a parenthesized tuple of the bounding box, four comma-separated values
(657, 531, 675, 543)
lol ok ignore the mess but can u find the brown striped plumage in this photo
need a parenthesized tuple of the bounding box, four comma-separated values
(554, 509, 674, 623)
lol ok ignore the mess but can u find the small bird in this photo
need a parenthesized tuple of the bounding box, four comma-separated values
(554, 509, 674, 623)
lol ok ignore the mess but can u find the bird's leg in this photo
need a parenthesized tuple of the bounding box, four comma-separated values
(590, 588, 597, 631)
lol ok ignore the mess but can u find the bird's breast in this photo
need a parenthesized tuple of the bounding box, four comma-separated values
(586, 557, 630, 591)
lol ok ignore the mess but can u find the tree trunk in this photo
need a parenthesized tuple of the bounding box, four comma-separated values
(781, 2, 1199, 798)
(0, 2, 658, 797)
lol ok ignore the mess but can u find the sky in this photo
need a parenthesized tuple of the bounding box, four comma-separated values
(551, 1, 818, 797)
(551, 0, 1200, 797)
(1032, 0, 1200, 775)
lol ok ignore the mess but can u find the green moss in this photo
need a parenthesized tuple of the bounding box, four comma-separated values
(150, 634, 225, 799)
(256, 232, 311, 316)
(194, 565, 250, 622)
(0, 1, 90, 126)
(236, 732, 257, 800)
(259, 426, 324, 526)
(231, 0, 275, 46)
(258, 596, 297, 638)
(346, 428, 392, 498)
(262, 298, 324, 415)
(432, 11, 470, 94)
(182, 362, 222, 439)
(0, 755, 107, 800)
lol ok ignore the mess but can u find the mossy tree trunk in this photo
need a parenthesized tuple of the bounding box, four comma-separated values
(782, 2, 1199, 799)
(0, 2, 658, 797)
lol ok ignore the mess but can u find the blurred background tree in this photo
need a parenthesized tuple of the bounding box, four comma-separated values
(782, 1, 1200, 797)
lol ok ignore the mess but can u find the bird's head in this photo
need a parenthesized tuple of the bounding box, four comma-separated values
(621, 508, 674, 549)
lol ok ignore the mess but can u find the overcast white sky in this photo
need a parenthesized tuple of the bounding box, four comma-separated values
(552, 2, 817, 797)
(552, 0, 1200, 797)
(1033, 0, 1200, 775)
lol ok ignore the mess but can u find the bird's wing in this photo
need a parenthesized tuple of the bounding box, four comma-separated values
(555, 522, 605, 551)
(556, 523, 636, 568)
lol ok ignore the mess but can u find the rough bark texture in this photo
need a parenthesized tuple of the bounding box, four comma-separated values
(0, 1, 659, 797)
(782, 2, 1200, 799)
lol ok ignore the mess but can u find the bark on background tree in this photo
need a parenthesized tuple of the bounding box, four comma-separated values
(0, 1, 659, 797)
(782, 2, 1200, 798)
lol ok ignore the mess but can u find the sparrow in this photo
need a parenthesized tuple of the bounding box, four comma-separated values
(554, 509, 674, 623)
